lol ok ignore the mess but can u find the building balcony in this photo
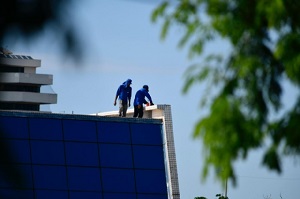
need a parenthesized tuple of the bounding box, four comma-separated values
(0, 55, 41, 68)
(0, 91, 57, 104)
(0, 73, 53, 85)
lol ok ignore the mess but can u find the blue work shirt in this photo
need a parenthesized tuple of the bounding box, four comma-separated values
(116, 80, 132, 103)
(133, 88, 153, 106)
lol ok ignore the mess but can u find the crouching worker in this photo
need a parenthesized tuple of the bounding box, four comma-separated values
(133, 85, 154, 118)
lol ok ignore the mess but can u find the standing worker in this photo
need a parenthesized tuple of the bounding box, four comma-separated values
(114, 79, 132, 117)
(133, 85, 154, 118)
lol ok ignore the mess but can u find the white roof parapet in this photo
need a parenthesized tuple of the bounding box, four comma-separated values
(95, 104, 165, 117)
(94, 104, 180, 199)
(0, 73, 53, 85)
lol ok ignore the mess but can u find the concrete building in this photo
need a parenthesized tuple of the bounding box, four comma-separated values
(0, 55, 180, 199)
(0, 53, 57, 111)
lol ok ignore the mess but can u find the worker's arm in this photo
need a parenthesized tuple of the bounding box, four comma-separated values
(114, 95, 118, 106)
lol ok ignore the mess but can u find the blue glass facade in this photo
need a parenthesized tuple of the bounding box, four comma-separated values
(0, 112, 168, 199)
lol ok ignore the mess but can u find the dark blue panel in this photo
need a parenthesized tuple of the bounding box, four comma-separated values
(63, 120, 97, 142)
(0, 188, 34, 199)
(36, 190, 68, 199)
(68, 167, 101, 191)
(0, 116, 29, 139)
(131, 123, 162, 145)
(16, 165, 33, 189)
(33, 165, 67, 190)
(99, 144, 133, 168)
(70, 191, 102, 199)
(65, 142, 99, 166)
(135, 170, 167, 194)
(0, 140, 30, 163)
(0, 165, 32, 189)
(31, 141, 65, 165)
(98, 122, 130, 144)
(133, 145, 165, 169)
(29, 118, 63, 140)
(138, 194, 168, 199)
(103, 193, 137, 199)
(102, 168, 135, 193)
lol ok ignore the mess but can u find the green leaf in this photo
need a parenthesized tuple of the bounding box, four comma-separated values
(152, 0, 300, 188)
(161, 17, 171, 40)
(151, 1, 169, 22)
(262, 145, 281, 173)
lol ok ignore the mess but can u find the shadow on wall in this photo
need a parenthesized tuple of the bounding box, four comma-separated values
(0, 129, 30, 198)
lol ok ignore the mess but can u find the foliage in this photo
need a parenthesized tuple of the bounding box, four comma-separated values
(0, 0, 81, 60)
(152, 0, 300, 186)
(0, 0, 78, 196)
(216, 194, 228, 199)
(194, 193, 228, 199)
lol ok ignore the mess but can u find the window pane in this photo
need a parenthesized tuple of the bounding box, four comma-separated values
(131, 124, 163, 145)
(33, 165, 67, 190)
(36, 190, 68, 199)
(0, 165, 32, 189)
(135, 170, 167, 194)
(29, 118, 63, 140)
(63, 120, 97, 142)
(101, 168, 135, 193)
(65, 142, 99, 166)
(99, 144, 133, 168)
(133, 145, 165, 169)
(138, 194, 168, 199)
(31, 141, 65, 165)
(98, 122, 131, 144)
(70, 191, 102, 199)
(68, 167, 101, 191)
(103, 193, 137, 199)
(0, 116, 29, 139)
(0, 189, 34, 199)
(0, 140, 31, 163)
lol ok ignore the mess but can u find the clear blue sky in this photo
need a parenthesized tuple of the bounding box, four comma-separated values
(8, 0, 300, 198)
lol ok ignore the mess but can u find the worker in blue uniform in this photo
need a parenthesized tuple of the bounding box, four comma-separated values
(114, 79, 132, 117)
(133, 85, 154, 118)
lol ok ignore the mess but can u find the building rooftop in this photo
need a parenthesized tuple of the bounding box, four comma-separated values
(0, 54, 57, 111)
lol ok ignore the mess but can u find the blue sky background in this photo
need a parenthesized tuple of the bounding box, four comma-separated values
(6, 0, 300, 198)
